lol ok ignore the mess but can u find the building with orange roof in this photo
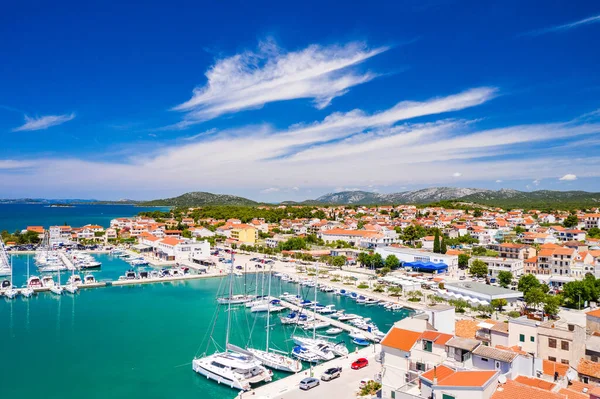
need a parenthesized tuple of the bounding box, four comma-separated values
(419, 366, 498, 399)
(578, 359, 600, 385)
(380, 327, 426, 399)
(491, 379, 566, 399)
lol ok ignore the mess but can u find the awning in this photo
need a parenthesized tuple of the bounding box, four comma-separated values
(132, 244, 151, 250)
(403, 261, 448, 272)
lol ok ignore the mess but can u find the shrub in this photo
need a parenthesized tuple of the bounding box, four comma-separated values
(359, 381, 382, 396)
(357, 283, 369, 289)
(506, 311, 521, 318)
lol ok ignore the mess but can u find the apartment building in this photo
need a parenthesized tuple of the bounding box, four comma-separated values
(537, 319, 586, 367)
(469, 256, 524, 278)
(489, 243, 536, 260)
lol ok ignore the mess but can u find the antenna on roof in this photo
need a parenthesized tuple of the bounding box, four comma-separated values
(498, 375, 507, 385)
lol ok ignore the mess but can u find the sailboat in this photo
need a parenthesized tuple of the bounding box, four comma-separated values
(192, 252, 272, 391)
(3, 255, 18, 299)
(49, 268, 64, 295)
(292, 263, 348, 360)
(64, 259, 79, 294)
(247, 265, 302, 373)
(20, 256, 35, 298)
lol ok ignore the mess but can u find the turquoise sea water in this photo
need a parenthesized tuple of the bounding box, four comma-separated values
(1, 265, 411, 399)
(0, 203, 170, 232)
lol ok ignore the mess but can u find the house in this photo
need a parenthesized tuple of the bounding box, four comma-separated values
(578, 359, 600, 385)
(188, 227, 215, 238)
(445, 337, 481, 368)
(469, 256, 524, 278)
(489, 243, 536, 260)
(152, 237, 211, 262)
(584, 214, 600, 230)
(418, 366, 498, 399)
(375, 246, 459, 275)
(49, 225, 72, 244)
(421, 236, 435, 250)
(536, 319, 586, 367)
(380, 326, 424, 399)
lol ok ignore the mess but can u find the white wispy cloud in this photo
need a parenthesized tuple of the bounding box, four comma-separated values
(559, 174, 577, 181)
(170, 39, 388, 127)
(3, 88, 600, 196)
(260, 187, 280, 194)
(13, 113, 75, 132)
(521, 14, 600, 36)
(452, 172, 462, 177)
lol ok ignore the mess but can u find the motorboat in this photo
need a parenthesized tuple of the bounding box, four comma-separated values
(355, 295, 367, 304)
(83, 274, 96, 284)
(363, 298, 379, 306)
(19, 286, 34, 298)
(41, 275, 56, 288)
(139, 271, 149, 279)
(291, 345, 321, 363)
(352, 338, 370, 346)
(63, 283, 78, 294)
(329, 311, 345, 319)
(67, 275, 83, 286)
(325, 327, 343, 335)
(280, 312, 308, 325)
(192, 350, 273, 391)
(385, 303, 403, 311)
(251, 302, 285, 313)
(130, 259, 149, 266)
(338, 313, 361, 321)
(122, 270, 137, 280)
(316, 304, 336, 314)
(2, 280, 17, 299)
(348, 329, 368, 340)
(292, 337, 335, 360)
(217, 294, 253, 305)
(49, 285, 64, 295)
(27, 276, 43, 288)
(302, 320, 331, 331)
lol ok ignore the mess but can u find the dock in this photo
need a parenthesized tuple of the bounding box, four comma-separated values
(235, 344, 381, 399)
(278, 299, 377, 342)
(58, 252, 76, 271)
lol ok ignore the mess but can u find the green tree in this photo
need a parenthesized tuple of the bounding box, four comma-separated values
(491, 298, 507, 311)
(378, 267, 391, 276)
(469, 259, 488, 278)
(458, 254, 470, 269)
(450, 299, 469, 313)
(563, 214, 579, 228)
(384, 254, 400, 269)
(433, 230, 441, 253)
(514, 226, 525, 235)
(471, 246, 487, 256)
(588, 227, 600, 238)
(331, 256, 346, 268)
(524, 287, 545, 310)
(440, 237, 447, 254)
(473, 209, 483, 217)
(497, 271, 513, 288)
(357, 252, 370, 267)
(357, 220, 365, 229)
(371, 253, 384, 269)
(387, 286, 402, 296)
(543, 294, 562, 317)
(517, 274, 542, 296)
(278, 237, 307, 251)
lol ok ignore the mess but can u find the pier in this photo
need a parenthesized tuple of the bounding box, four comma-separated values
(58, 252, 76, 270)
(278, 299, 377, 342)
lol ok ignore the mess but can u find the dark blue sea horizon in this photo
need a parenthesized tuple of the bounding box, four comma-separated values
(0, 203, 170, 232)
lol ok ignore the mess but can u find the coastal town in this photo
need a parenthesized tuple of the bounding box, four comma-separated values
(2, 202, 600, 399)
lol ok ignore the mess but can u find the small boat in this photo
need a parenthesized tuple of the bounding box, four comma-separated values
(326, 327, 343, 335)
(19, 287, 34, 298)
(49, 285, 64, 295)
(316, 304, 336, 314)
(27, 276, 43, 288)
(67, 275, 83, 286)
(352, 338, 370, 346)
(302, 320, 331, 330)
(217, 294, 253, 305)
(329, 311, 345, 319)
(63, 284, 78, 294)
(349, 329, 367, 340)
(83, 274, 96, 284)
(291, 345, 321, 363)
(364, 298, 379, 306)
(41, 275, 56, 288)
(338, 313, 361, 321)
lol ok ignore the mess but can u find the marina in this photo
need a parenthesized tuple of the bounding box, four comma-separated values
(0, 255, 410, 399)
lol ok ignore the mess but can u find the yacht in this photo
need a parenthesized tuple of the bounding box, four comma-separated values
(67, 275, 83, 286)
(19, 286, 34, 298)
(2, 279, 18, 299)
(192, 350, 272, 391)
(41, 275, 56, 288)
(49, 285, 64, 295)
(348, 329, 368, 340)
(338, 313, 361, 321)
(291, 345, 321, 363)
(326, 327, 343, 335)
(217, 294, 253, 305)
(83, 274, 96, 284)
(251, 302, 284, 313)
(316, 304, 336, 314)
(301, 320, 330, 331)
(27, 276, 43, 288)
(364, 298, 379, 306)
(192, 255, 272, 390)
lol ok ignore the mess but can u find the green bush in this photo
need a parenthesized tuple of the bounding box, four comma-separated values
(506, 311, 521, 318)
(357, 283, 369, 289)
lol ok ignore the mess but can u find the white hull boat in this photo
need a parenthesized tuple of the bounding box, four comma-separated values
(246, 348, 302, 373)
(325, 327, 343, 335)
(64, 284, 78, 294)
(192, 351, 272, 391)
(217, 295, 253, 305)
(50, 286, 64, 295)
(4, 288, 18, 299)
(19, 287, 34, 298)
(291, 345, 321, 363)
(302, 320, 331, 330)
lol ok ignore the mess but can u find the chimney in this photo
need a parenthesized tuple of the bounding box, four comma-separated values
(433, 366, 438, 384)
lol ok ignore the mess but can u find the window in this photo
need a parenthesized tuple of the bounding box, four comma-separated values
(416, 362, 425, 371)
(442, 395, 456, 399)
(591, 355, 599, 362)
(520, 334, 525, 342)
(568, 324, 575, 332)
(548, 356, 557, 362)
(530, 336, 535, 342)
(549, 338, 557, 348)
(561, 341, 569, 351)
(423, 341, 433, 352)
(561, 359, 569, 365)
(391, 392, 396, 399)
(481, 357, 489, 362)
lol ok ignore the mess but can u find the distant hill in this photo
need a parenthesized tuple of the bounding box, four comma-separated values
(310, 187, 600, 208)
(141, 191, 258, 207)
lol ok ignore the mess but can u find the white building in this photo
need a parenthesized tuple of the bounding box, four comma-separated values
(470, 256, 524, 278)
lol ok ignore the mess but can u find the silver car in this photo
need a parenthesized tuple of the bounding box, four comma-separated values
(299, 377, 320, 390)
(321, 367, 342, 381)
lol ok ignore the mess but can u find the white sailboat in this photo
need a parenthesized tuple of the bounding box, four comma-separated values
(247, 265, 302, 373)
(3, 256, 18, 299)
(20, 256, 35, 298)
(49, 268, 64, 295)
(63, 260, 79, 294)
(192, 252, 272, 390)
(292, 263, 344, 361)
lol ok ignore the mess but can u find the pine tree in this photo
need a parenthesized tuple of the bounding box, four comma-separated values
(433, 230, 440, 253)
(440, 237, 447, 254)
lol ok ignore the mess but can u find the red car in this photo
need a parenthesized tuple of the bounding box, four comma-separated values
(351, 358, 369, 370)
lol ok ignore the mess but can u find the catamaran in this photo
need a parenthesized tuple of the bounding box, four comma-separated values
(192, 252, 272, 391)
(246, 265, 302, 373)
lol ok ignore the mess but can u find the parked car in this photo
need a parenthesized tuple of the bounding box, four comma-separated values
(235, 265, 243, 270)
(321, 367, 342, 381)
(351, 358, 369, 370)
(299, 377, 320, 390)
(255, 264, 263, 268)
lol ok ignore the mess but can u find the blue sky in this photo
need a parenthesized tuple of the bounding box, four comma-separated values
(1, 0, 599, 201)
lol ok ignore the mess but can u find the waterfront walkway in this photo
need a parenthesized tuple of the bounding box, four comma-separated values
(236, 344, 381, 399)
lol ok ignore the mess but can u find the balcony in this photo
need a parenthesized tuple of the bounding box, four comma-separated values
(476, 330, 491, 341)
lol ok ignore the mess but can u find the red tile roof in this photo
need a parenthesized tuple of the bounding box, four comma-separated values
(542, 359, 569, 377)
(492, 379, 566, 399)
(380, 328, 422, 352)
(514, 375, 556, 391)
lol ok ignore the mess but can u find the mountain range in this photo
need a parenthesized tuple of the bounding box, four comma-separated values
(3, 187, 600, 209)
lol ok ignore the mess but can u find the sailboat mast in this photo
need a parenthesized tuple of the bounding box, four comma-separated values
(266, 264, 272, 353)
(225, 250, 234, 350)
(10, 255, 13, 287)
(313, 262, 318, 340)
